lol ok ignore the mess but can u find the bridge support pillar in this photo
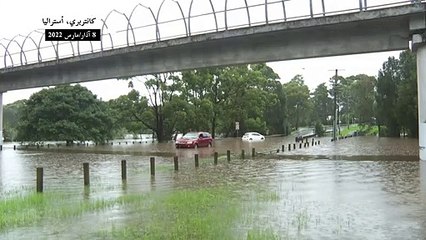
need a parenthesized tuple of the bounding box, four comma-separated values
(417, 46, 426, 160)
(412, 14, 426, 161)
(0, 92, 3, 146)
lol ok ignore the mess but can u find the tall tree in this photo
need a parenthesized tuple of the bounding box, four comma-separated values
(3, 100, 25, 141)
(396, 51, 418, 137)
(283, 75, 311, 130)
(17, 85, 113, 144)
(346, 74, 376, 124)
(311, 83, 332, 125)
(120, 73, 182, 142)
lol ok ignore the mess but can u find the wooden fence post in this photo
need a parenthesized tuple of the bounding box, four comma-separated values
(173, 156, 179, 171)
(83, 163, 90, 186)
(36, 168, 43, 193)
(150, 157, 155, 176)
(121, 160, 127, 180)
(227, 150, 231, 162)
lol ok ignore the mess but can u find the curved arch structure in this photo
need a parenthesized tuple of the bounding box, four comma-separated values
(102, 9, 135, 49)
(130, 4, 159, 42)
(21, 31, 43, 64)
(188, 0, 219, 36)
(225, 0, 251, 30)
(37, 32, 58, 61)
(157, 0, 189, 37)
(4, 36, 27, 66)
(77, 41, 94, 55)
(0, 42, 13, 68)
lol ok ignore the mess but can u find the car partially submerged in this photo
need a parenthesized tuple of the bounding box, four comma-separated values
(175, 132, 213, 148)
(242, 132, 265, 141)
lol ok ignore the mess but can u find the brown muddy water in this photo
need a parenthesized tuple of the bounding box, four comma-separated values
(1, 136, 425, 239)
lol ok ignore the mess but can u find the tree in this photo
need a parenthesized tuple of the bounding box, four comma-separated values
(283, 75, 311, 130)
(396, 51, 418, 137)
(345, 74, 376, 124)
(3, 100, 25, 141)
(108, 89, 152, 138)
(311, 83, 332, 125)
(375, 51, 418, 137)
(17, 85, 114, 144)
(121, 73, 182, 142)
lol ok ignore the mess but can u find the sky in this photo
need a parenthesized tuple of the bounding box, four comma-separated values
(0, 0, 403, 104)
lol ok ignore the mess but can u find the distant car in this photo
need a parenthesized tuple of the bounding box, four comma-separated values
(242, 132, 265, 141)
(171, 133, 183, 141)
(175, 132, 213, 148)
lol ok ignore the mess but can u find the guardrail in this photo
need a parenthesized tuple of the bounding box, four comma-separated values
(0, 0, 424, 70)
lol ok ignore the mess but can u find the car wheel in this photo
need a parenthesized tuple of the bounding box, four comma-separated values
(249, 138, 252, 140)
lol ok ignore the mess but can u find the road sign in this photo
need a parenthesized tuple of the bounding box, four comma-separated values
(235, 122, 239, 130)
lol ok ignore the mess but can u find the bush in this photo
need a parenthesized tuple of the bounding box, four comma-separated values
(315, 122, 325, 137)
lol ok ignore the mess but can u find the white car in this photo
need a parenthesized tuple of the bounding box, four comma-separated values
(242, 132, 265, 141)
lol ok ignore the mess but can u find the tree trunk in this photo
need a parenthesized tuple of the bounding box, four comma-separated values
(211, 113, 217, 138)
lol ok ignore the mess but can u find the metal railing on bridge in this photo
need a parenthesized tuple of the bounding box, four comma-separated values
(0, 0, 424, 69)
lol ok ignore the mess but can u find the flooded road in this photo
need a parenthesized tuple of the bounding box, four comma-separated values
(0, 136, 425, 239)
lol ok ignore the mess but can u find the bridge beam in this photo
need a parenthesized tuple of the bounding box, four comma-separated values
(412, 14, 426, 161)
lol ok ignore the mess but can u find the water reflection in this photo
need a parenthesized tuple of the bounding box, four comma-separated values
(0, 136, 425, 239)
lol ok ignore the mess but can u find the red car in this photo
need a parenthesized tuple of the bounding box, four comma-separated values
(175, 132, 213, 148)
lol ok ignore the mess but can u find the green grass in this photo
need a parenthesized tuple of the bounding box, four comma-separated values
(0, 192, 120, 231)
(339, 124, 378, 137)
(1, 184, 297, 239)
(247, 229, 281, 240)
(97, 187, 241, 239)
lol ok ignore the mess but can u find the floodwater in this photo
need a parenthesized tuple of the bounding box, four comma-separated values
(1, 136, 425, 239)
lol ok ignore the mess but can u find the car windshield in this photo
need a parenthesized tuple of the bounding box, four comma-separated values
(183, 132, 198, 139)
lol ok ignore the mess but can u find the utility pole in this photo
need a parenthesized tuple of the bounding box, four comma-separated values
(329, 69, 344, 141)
(333, 70, 338, 141)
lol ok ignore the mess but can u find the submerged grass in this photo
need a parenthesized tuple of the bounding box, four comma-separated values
(99, 187, 240, 239)
(247, 228, 281, 240)
(0, 192, 119, 232)
(1, 182, 294, 239)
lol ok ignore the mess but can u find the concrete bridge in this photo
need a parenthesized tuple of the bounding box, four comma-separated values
(1, 0, 426, 160)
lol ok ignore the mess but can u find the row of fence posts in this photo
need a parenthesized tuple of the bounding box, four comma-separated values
(34, 138, 324, 192)
(277, 138, 321, 154)
(36, 149, 245, 193)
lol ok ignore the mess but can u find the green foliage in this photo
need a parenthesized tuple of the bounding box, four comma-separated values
(343, 74, 376, 124)
(376, 50, 418, 137)
(311, 83, 332, 125)
(17, 85, 113, 144)
(3, 100, 25, 141)
(314, 122, 325, 137)
(283, 75, 311, 130)
(117, 64, 286, 139)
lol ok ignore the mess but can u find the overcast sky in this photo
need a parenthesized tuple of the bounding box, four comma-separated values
(0, 0, 403, 104)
